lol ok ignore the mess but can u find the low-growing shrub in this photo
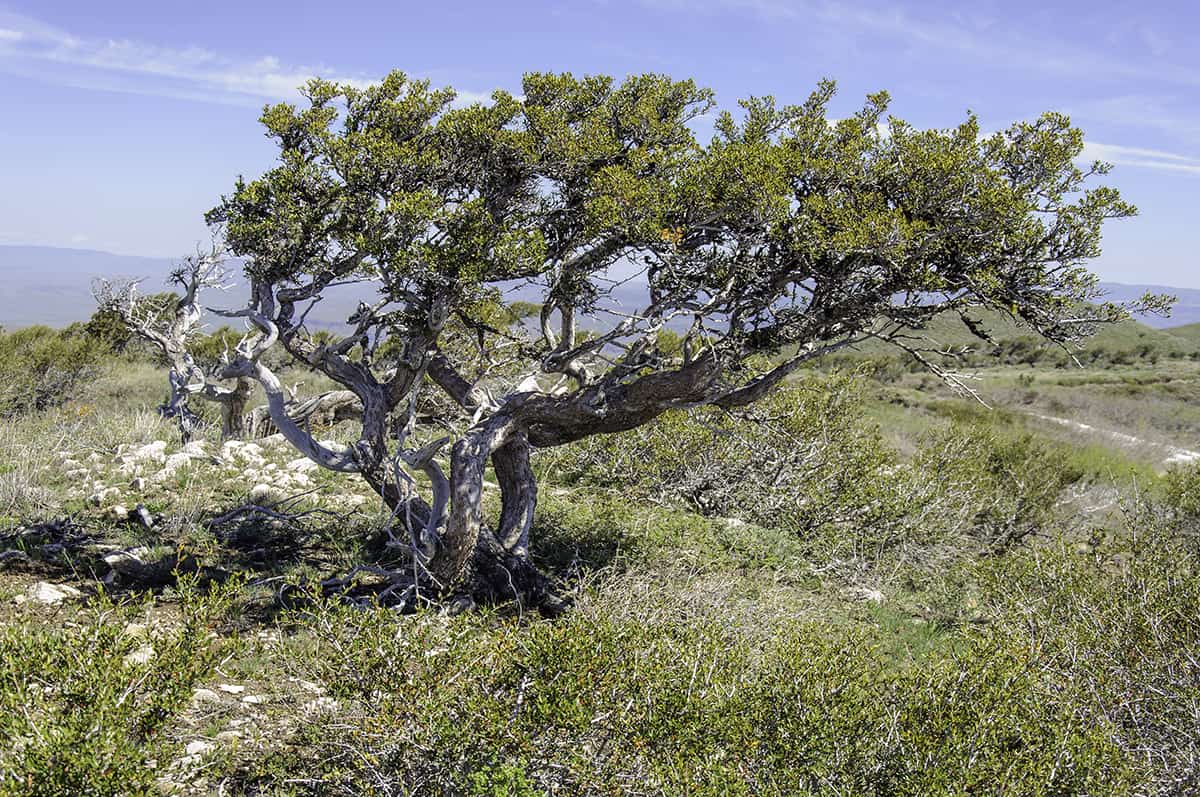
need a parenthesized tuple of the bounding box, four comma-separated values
(540, 371, 897, 535)
(0, 326, 112, 416)
(540, 374, 1083, 582)
(0, 579, 238, 796)
(978, 526, 1200, 794)
(231, 594, 1136, 795)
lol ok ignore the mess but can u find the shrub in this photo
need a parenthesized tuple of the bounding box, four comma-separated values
(540, 374, 1083, 582)
(0, 579, 238, 796)
(540, 371, 897, 535)
(908, 418, 1082, 552)
(0, 326, 112, 416)
(979, 525, 1200, 794)
(231, 594, 1135, 795)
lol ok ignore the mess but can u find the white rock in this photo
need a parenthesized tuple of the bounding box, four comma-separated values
(184, 740, 214, 757)
(116, 441, 168, 468)
(180, 441, 208, 457)
(28, 582, 81, 604)
(241, 694, 267, 705)
(103, 547, 151, 571)
(248, 484, 281, 504)
(217, 683, 245, 695)
(286, 457, 318, 473)
(129, 477, 146, 491)
(123, 643, 155, 666)
(86, 486, 121, 507)
(152, 452, 195, 482)
(191, 688, 222, 704)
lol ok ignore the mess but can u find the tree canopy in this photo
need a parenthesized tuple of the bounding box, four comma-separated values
(200, 70, 1147, 612)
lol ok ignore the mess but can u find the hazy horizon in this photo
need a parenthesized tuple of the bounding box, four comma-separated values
(0, 1, 1198, 287)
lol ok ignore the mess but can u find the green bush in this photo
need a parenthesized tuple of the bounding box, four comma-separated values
(232, 594, 1135, 795)
(540, 371, 897, 535)
(0, 579, 238, 796)
(0, 326, 112, 416)
(978, 526, 1200, 794)
(909, 418, 1082, 552)
(540, 374, 1082, 581)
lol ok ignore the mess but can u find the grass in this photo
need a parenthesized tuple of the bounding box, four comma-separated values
(0, 346, 1198, 794)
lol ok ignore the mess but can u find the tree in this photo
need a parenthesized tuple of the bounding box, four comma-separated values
(94, 251, 257, 441)
(95, 251, 363, 442)
(204, 70, 1154, 614)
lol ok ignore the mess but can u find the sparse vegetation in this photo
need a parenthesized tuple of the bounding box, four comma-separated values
(0, 344, 1198, 794)
(2, 68, 1195, 796)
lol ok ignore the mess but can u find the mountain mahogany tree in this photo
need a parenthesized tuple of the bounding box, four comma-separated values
(94, 251, 256, 441)
(206, 70, 1151, 614)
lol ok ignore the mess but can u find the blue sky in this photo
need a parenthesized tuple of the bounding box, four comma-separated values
(0, 0, 1197, 286)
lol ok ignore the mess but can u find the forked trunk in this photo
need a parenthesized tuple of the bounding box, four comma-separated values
(219, 377, 255, 440)
(402, 418, 564, 615)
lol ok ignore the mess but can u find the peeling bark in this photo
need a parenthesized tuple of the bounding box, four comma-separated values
(492, 431, 536, 557)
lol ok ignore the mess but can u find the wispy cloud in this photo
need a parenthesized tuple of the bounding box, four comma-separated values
(1069, 95, 1200, 145)
(1082, 141, 1200, 175)
(0, 11, 489, 107)
(640, 0, 1200, 89)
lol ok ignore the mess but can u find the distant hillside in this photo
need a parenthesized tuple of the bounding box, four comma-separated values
(1, 245, 1196, 339)
(842, 305, 1199, 365)
(0, 246, 174, 329)
(1097, 282, 1200, 329)
(0, 245, 368, 331)
(1165, 322, 1200, 344)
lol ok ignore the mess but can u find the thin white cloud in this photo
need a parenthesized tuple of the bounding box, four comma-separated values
(1081, 141, 1200, 175)
(0, 11, 490, 107)
(639, 0, 1200, 89)
(1069, 95, 1200, 144)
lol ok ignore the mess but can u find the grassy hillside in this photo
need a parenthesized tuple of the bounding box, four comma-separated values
(0, 327, 1198, 794)
(1165, 321, 1200, 344)
(840, 306, 1199, 367)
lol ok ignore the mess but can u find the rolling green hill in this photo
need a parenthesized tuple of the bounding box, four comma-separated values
(840, 307, 1200, 366)
(1164, 322, 1200, 345)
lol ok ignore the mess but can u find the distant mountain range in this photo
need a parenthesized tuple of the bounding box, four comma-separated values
(1, 244, 1198, 331)
(0, 245, 371, 331)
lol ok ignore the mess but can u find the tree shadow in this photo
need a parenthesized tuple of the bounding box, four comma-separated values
(1, 494, 634, 624)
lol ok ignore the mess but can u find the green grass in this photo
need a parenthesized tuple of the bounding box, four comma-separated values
(1, 338, 1199, 794)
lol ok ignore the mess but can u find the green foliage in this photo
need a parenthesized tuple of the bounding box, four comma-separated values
(211, 70, 1141, 417)
(0, 579, 239, 796)
(978, 526, 1200, 792)
(910, 416, 1082, 551)
(0, 326, 111, 416)
(84, 292, 177, 354)
(543, 374, 1082, 576)
(240, 595, 1134, 795)
(541, 370, 893, 533)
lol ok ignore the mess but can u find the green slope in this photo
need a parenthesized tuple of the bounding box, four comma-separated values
(842, 307, 1200, 364)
